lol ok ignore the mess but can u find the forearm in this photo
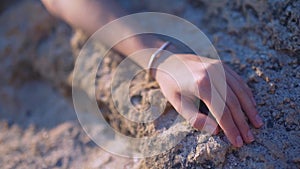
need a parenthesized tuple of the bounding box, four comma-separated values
(41, 0, 165, 68)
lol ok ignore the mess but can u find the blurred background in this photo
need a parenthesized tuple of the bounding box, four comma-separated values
(0, 0, 299, 168)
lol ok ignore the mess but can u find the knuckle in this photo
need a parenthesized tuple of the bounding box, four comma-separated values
(228, 126, 240, 136)
(235, 85, 244, 95)
(217, 107, 230, 122)
(236, 115, 249, 128)
(223, 107, 231, 117)
(189, 114, 205, 129)
(240, 120, 249, 129)
(195, 74, 210, 87)
(194, 117, 206, 129)
(230, 97, 240, 106)
(227, 96, 241, 111)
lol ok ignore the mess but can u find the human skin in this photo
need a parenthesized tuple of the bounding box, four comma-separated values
(41, 0, 263, 147)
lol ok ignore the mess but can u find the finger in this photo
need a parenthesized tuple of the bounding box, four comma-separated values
(206, 97, 243, 147)
(211, 66, 255, 143)
(169, 94, 219, 135)
(197, 84, 244, 147)
(224, 64, 256, 106)
(225, 85, 255, 143)
(225, 66, 264, 128)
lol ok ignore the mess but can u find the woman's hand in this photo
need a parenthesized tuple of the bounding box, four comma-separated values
(153, 54, 264, 147)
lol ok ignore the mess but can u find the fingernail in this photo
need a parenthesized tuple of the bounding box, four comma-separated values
(247, 130, 255, 142)
(256, 115, 263, 126)
(236, 136, 243, 147)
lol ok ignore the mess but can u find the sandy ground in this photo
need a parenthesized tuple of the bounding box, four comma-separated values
(0, 0, 299, 168)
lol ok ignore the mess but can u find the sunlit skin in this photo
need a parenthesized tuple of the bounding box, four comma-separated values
(42, 0, 263, 147)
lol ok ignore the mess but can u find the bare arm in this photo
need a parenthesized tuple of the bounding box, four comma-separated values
(41, 0, 164, 67)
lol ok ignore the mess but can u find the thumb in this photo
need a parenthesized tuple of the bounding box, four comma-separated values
(170, 95, 219, 135)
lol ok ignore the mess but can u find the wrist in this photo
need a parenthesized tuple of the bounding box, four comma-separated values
(113, 34, 178, 81)
(117, 35, 168, 68)
(150, 52, 177, 81)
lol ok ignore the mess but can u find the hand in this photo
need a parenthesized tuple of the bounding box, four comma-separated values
(153, 54, 264, 147)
